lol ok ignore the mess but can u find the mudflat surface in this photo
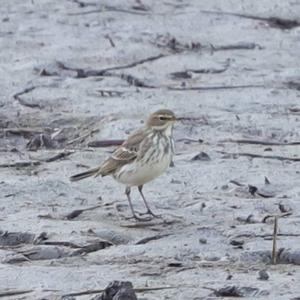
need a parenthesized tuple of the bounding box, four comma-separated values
(1, 0, 300, 299)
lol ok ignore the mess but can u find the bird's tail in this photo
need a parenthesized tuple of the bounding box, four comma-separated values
(69, 167, 100, 182)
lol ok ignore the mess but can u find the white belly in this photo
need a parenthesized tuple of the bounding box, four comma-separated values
(114, 142, 173, 187)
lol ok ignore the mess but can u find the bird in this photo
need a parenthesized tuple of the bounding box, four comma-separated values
(70, 109, 180, 221)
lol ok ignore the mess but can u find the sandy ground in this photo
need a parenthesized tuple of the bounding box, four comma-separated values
(1, 0, 300, 299)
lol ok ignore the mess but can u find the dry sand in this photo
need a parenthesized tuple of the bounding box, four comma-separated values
(1, 0, 300, 299)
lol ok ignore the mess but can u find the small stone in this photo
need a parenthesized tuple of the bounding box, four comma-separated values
(248, 185, 258, 195)
(170, 179, 181, 184)
(230, 239, 244, 246)
(95, 281, 137, 300)
(221, 184, 229, 190)
(199, 238, 207, 244)
(168, 262, 183, 267)
(258, 269, 269, 281)
(191, 152, 211, 161)
(205, 255, 220, 261)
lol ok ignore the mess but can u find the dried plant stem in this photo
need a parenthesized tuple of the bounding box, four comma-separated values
(272, 216, 278, 264)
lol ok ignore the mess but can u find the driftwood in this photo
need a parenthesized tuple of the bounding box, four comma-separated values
(5, 239, 112, 263)
(0, 231, 35, 247)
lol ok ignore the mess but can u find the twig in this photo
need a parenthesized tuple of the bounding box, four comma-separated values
(63, 289, 105, 297)
(40, 241, 81, 248)
(68, 5, 149, 16)
(200, 10, 300, 29)
(96, 90, 124, 97)
(54, 54, 165, 78)
(135, 234, 170, 245)
(17, 98, 41, 109)
(12, 86, 36, 101)
(0, 161, 41, 168)
(262, 212, 292, 223)
(0, 290, 33, 298)
(152, 34, 261, 53)
(70, 241, 112, 256)
(234, 232, 300, 238)
(67, 129, 99, 145)
(2, 127, 45, 136)
(120, 218, 180, 228)
(88, 139, 124, 147)
(64, 205, 102, 220)
(100, 54, 166, 73)
(135, 286, 175, 292)
(272, 216, 278, 264)
(218, 151, 300, 162)
(211, 42, 261, 51)
(176, 137, 203, 143)
(105, 34, 116, 47)
(43, 151, 73, 162)
(68, 0, 97, 7)
(88, 137, 204, 147)
(229, 180, 244, 186)
(221, 138, 300, 146)
(168, 84, 264, 91)
(170, 64, 229, 79)
(117, 73, 156, 88)
(32, 151, 73, 162)
(1, 152, 73, 168)
(48, 56, 165, 87)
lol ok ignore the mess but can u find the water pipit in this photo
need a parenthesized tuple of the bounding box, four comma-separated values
(70, 109, 179, 221)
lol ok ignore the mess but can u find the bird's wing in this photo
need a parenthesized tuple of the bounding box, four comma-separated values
(96, 129, 147, 177)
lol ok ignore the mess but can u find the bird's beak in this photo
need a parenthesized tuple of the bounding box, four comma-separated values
(175, 117, 186, 121)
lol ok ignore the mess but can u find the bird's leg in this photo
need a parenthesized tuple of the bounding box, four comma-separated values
(125, 187, 151, 221)
(138, 185, 161, 218)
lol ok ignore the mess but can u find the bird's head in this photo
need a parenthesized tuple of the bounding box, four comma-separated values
(146, 109, 178, 131)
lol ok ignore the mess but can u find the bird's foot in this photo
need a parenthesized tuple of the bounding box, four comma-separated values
(125, 213, 152, 222)
(138, 210, 162, 218)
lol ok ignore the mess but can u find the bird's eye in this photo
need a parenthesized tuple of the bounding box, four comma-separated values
(159, 116, 167, 121)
